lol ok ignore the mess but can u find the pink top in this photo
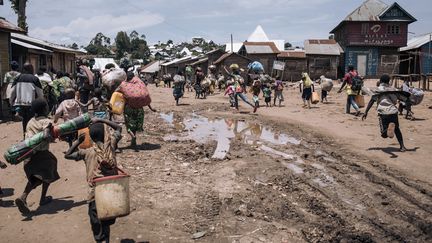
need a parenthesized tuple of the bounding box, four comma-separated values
(225, 86, 235, 96)
(56, 99, 82, 121)
(343, 70, 358, 85)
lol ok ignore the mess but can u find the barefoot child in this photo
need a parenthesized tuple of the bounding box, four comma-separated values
(224, 82, 236, 108)
(78, 88, 109, 119)
(273, 77, 284, 107)
(54, 88, 82, 147)
(65, 118, 122, 243)
(250, 79, 261, 108)
(263, 84, 272, 107)
(15, 98, 60, 215)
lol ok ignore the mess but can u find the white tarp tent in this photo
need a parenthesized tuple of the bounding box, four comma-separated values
(92, 58, 119, 71)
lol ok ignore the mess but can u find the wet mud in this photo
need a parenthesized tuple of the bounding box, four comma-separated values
(114, 105, 432, 242)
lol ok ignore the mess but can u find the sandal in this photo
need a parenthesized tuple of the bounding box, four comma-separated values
(15, 198, 31, 215)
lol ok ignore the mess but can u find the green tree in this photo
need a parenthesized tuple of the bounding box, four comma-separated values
(10, 0, 28, 32)
(85, 32, 112, 57)
(129, 30, 150, 60)
(115, 31, 131, 59)
(284, 42, 292, 50)
(69, 43, 79, 50)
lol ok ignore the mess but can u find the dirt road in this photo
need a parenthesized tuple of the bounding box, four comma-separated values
(0, 82, 431, 243)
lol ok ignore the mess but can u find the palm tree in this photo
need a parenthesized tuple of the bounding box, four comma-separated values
(10, 0, 28, 32)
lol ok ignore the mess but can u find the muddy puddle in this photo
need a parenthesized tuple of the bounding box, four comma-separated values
(160, 113, 305, 172)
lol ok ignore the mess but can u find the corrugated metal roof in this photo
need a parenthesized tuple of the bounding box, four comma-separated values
(344, 0, 388, 21)
(191, 57, 208, 66)
(243, 42, 280, 54)
(161, 56, 192, 66)
(225, 43, 243, 53)
(11, 33, 84, 54)
(214, 52, 252, 65)
(278, 50, 306, 59)
(400, 33, 432, 52)
(304, 39, 343, 56)
(11, 39, 52, 52)
(0, 18, 24, 33)
(141, 60, 164, 73)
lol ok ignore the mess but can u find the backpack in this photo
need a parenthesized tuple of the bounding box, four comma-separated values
(119, 77, 151, 109)
(350, 73, 363, 91)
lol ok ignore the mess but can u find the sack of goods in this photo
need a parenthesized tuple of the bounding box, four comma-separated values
(248, 61, 264, 73)
(409, 88, 424, 106)
(119, 77, 152, 109)
(102, 69, 127, 90)
(201, 78, 211, 88)
(321, 80, 334, 92)
(230, 64, 239, 70)
(311, 92, 320, 104)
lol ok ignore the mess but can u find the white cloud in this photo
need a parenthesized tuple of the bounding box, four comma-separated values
(30, 12, 164, 44)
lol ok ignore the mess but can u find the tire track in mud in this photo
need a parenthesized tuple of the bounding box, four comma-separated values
(175, 107, 432, 242)
(116, 107, 431, 242)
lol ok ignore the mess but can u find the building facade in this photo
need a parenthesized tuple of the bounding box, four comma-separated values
(331, 0, 416, 77)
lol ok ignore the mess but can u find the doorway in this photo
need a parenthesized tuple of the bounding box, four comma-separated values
(357, 55, 367, 76)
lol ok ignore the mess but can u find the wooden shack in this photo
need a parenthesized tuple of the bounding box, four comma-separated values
(0, 17, 24, 117)
(304, 39, 343, 80)
(331, 0, 416, 77)
(238, 42, 280, 74)
(0, 17, 24, 83)
(277, 50, 307, 81)
(214, 52, 252, 81)
(399, 33, 432, 75)
(11, 33, 84, 74)
(206, 49, 225, 65)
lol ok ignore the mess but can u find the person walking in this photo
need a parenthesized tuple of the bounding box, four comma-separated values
(9, 63, 44, 137)
(338, 65, 362, 116)
(2, 61, 20, 118)
(76, 59, 95, 107)
(173, 71, 186, 106)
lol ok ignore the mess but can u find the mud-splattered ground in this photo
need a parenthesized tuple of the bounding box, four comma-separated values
(112, 103, 432, 243)
(0, 84, 431, 243)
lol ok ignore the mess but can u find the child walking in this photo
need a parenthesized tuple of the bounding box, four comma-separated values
(54, 88, 82, 147)
(250, 79, 261, 108)
(273, 77, 284, 107)
(224, 82, 236, 108)
(15, 98, 60, 215)
(263, 84, 272, 107)
(78, 88, 109, 119)
(65, 118, 122, 243)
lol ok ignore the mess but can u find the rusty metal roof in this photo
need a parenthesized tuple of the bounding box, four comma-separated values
(304, 40, 344, 56)
(214, 52, 252, 65)
(344, 0, 388, 21)
(278, 50, 306, 59)
(11, 33, 85, 54)
(0, 17, 25, 33)
(242, 42, 280, 54)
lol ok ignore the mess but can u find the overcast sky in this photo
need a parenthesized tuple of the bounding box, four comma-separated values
(1, 0, 431, 47)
